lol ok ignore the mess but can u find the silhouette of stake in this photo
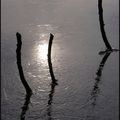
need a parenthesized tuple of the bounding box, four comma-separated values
(16, 32, 32, 120)
(48, 33, 57, 85)
(98, 0, 112, 50)
(16, 32, 32, 95)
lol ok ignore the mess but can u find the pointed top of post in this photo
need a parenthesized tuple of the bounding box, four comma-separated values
(16, 32, 22, 44)
(50, 33, 54, 38)
(16, 32, 21, 39)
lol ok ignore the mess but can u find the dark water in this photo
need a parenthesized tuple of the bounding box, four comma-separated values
(1, 0, 119, 120)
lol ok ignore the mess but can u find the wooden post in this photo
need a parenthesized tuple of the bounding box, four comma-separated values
(98, 0, 112, 50)
(48, 33, 57, 85)
(16, 32, 32, 95)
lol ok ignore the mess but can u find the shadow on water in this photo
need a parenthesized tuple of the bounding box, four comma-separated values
(98, 0, 119, 55)
(91, 52, 111, 106)
(16, 32, 32, 120)
(46, 33, 58, 120)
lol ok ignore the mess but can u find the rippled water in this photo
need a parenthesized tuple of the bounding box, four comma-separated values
(1, 0, 119, 120)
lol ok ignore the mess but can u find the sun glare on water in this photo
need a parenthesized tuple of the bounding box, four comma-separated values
(37, 43, 48, 61)
(35, 33, 49, 66)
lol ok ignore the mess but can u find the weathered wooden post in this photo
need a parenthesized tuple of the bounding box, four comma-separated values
(16, 32, 32, 95)
(98, 0, 112, 50)
(48, 33, 57, 85)
(16, 32, 32, 120)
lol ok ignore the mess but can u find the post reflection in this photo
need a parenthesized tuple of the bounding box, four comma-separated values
(20, 94, 32, 120)
(91, 52, 111, 106)
(47, 83, 56, 120)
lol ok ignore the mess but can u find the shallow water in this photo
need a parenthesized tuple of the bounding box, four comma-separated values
(1, 0, 119, 120)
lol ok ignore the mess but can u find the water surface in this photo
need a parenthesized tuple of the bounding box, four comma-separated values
(1, 0, 119, 120)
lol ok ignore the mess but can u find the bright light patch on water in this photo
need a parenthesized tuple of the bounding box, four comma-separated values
(37, 43, 48, 61)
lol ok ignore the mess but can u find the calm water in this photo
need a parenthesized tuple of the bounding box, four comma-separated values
(1, 0, 119, 120)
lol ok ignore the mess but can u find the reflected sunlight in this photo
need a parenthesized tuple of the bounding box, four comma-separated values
(37, 43, 48, 61)
(35, 33, 49, 66)
(34, 33, 49, 67)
